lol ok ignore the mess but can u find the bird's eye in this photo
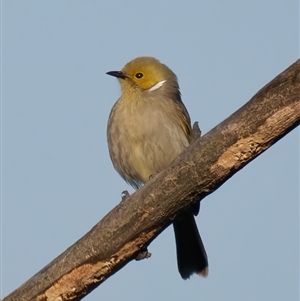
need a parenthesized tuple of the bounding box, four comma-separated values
(135, 72, 144, 79)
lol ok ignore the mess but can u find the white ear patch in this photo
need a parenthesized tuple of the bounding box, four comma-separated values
(148, 80, 167, 92)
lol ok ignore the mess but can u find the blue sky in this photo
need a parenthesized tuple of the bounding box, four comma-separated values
(1, 1, 299, 301)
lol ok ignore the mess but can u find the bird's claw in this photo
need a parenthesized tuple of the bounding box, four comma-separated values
(135, 248, 152, 261)
(149, 171, 160, 181)
(191, 121, 201, 143)
(121, 190, 130, 201)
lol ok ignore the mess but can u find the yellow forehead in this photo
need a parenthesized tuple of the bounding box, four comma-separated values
(121, 57, 175, 90)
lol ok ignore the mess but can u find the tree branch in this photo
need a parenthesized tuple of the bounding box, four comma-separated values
(4, 59, 300, 301)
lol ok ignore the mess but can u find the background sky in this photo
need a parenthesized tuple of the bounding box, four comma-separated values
(1, 1, 299, 301)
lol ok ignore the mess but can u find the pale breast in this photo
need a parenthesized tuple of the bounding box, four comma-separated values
(107, 95, 190, 188)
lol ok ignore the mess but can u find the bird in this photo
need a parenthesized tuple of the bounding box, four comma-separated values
(106, 56, 208, 279)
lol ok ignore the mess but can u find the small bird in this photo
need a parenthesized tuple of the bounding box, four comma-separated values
(106, 56, 208, 279)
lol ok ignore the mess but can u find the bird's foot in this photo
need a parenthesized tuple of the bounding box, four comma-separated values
(149, 171, 160, 181)
(191, 121, 201, 143)
(121, 190, 130, 201)
(135, 247, 152, 261)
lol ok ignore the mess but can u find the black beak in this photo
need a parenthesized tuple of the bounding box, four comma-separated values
(106, 71, 127, 79)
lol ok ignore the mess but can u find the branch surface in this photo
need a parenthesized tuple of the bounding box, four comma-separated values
(4, 59, 300, 301)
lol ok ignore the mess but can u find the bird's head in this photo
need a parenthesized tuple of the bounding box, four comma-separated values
(106, 56, 179, 95)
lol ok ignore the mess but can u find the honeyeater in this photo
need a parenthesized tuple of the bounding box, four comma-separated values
(106, 56, 208, 279)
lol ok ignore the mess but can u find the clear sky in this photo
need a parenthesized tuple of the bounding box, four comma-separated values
(1, 1, 299, 301)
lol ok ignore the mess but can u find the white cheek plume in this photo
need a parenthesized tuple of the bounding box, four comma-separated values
(148, 80, 167, 92)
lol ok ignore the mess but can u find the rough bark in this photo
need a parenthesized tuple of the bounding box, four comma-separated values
(4, 59, 300, 301)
